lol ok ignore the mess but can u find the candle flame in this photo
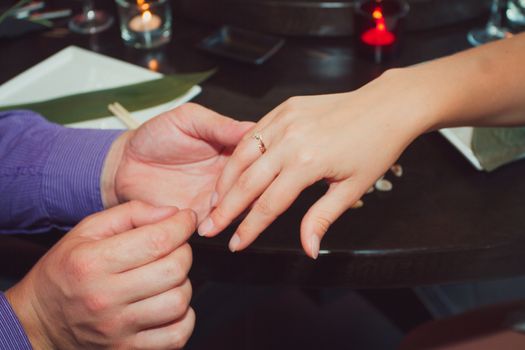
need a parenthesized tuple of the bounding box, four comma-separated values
(148, 58, 159, 71)
(360, 5, 395, 46)
(136, 0, 150, 11)
(142, 10, 152, 21)
(372, 8, 383, 20)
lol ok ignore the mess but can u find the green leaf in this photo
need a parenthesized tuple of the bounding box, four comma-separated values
(471, 127, 525, 171)
(0, 70, 215, 125)
(29, 18, 53, 27)
(0, 0, 32, 25)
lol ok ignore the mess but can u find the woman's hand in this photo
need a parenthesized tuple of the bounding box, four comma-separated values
(198, 69, 436, 258)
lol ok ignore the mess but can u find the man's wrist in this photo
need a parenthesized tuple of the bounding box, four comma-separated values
(4, 285, 54, 350)
(43, 127, 123, 224)
(101, 131, 131, 208)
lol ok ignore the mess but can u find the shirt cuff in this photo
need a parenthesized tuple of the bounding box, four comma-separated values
(0, 292, 32, 349)
(42, 128, 123, 225)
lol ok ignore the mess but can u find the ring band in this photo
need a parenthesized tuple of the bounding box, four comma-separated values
(253, 133, 266, 154)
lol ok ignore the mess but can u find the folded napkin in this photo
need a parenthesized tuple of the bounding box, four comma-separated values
(471, 127, 525, 171)
(0, 70, 215, 125)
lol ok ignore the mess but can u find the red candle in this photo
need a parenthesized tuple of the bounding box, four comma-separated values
(360, 6, 396, 46)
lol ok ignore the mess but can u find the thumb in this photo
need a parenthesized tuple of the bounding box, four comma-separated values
(178, 103, 255, 147)
(73, 200, 179, 240)
(300, 181, 361, 259)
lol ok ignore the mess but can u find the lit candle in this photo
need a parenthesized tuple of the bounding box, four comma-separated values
(361, 6, 395, 46)
(129, 10, 161, 32)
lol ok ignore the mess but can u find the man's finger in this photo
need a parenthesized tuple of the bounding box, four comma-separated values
(132, 307, 196, 349)
(92, 209, 197, 273)
(172, 103, 255, 147)
(113, 243, 192, 302)
(75, 200, 179, 240)
(123, 279, 192, 330)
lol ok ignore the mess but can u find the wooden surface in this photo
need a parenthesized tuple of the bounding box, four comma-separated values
(1, 0, 525, 288)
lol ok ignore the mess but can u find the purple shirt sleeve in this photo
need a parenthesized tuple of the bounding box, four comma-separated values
(0, 110, 122, 348)
(0, 292, 32, 349)
(0, 110, 122, 234)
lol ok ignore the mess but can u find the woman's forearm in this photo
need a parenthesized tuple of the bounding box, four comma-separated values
(392, 32, 525, 132)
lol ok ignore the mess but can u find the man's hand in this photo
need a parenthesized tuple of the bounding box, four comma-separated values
(5, 201, 195, 349)
(101, 103, 254, 220)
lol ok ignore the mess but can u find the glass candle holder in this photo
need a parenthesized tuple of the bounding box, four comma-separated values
(354, 0, 409, 63)
(115, 0, 172, 49)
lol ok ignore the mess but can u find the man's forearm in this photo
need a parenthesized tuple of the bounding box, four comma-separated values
(0, 110, 122, 234)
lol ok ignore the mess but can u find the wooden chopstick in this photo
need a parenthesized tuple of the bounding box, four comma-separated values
(108, 102, 140, 129)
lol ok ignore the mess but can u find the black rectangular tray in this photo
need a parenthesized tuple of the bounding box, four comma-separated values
(196, 26, 285, 65)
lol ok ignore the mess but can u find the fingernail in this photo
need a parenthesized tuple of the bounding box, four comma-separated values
(198, 217, 214, 237)
(210, 192, 219, 208)
(229, 234, 241, 252)
(310, 235, 320, 260)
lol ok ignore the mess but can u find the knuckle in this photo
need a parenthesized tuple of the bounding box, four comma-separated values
(121, 310, 139, 330)
(171, 289, 190, 312)
(281, 126, 301, 143)
(84, 292, 111, 314)
(235, 221, 259, 242)
(95, 319, 121, 339)
(127, 199, 149, 212)
(168, 253, 192, 284)
(177, 243, 193, 273)
(146, 228, 172, 259)
(296, 150, 315, 167)
(66, 248, 97, 281)
(278, 96, 304, 118)
(163, 256, 184, 282)
(211, 205, 230, 228)
(310, 213, 333, 235)
(236, 173, 253, 193)
(252, 198, 276, 218)
(169, 329, 188, 349)
(178, 210, 197, 231)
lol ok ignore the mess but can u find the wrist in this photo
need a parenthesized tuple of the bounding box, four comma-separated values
(5, 283, 56, 350)
(101, 131, 131, 208)
(358, 67, 440, 146)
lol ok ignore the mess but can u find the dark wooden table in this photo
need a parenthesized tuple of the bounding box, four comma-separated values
(2, 1, 525, 289)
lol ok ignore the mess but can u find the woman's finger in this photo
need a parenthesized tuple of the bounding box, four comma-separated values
(300, 180, 363, 259)
(123, 279, 192, 331)
(213, 130, 270, 203)
(198, 151, 281, 237)
(213, 103, 286, 203)
(228, 169, 316, 252)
